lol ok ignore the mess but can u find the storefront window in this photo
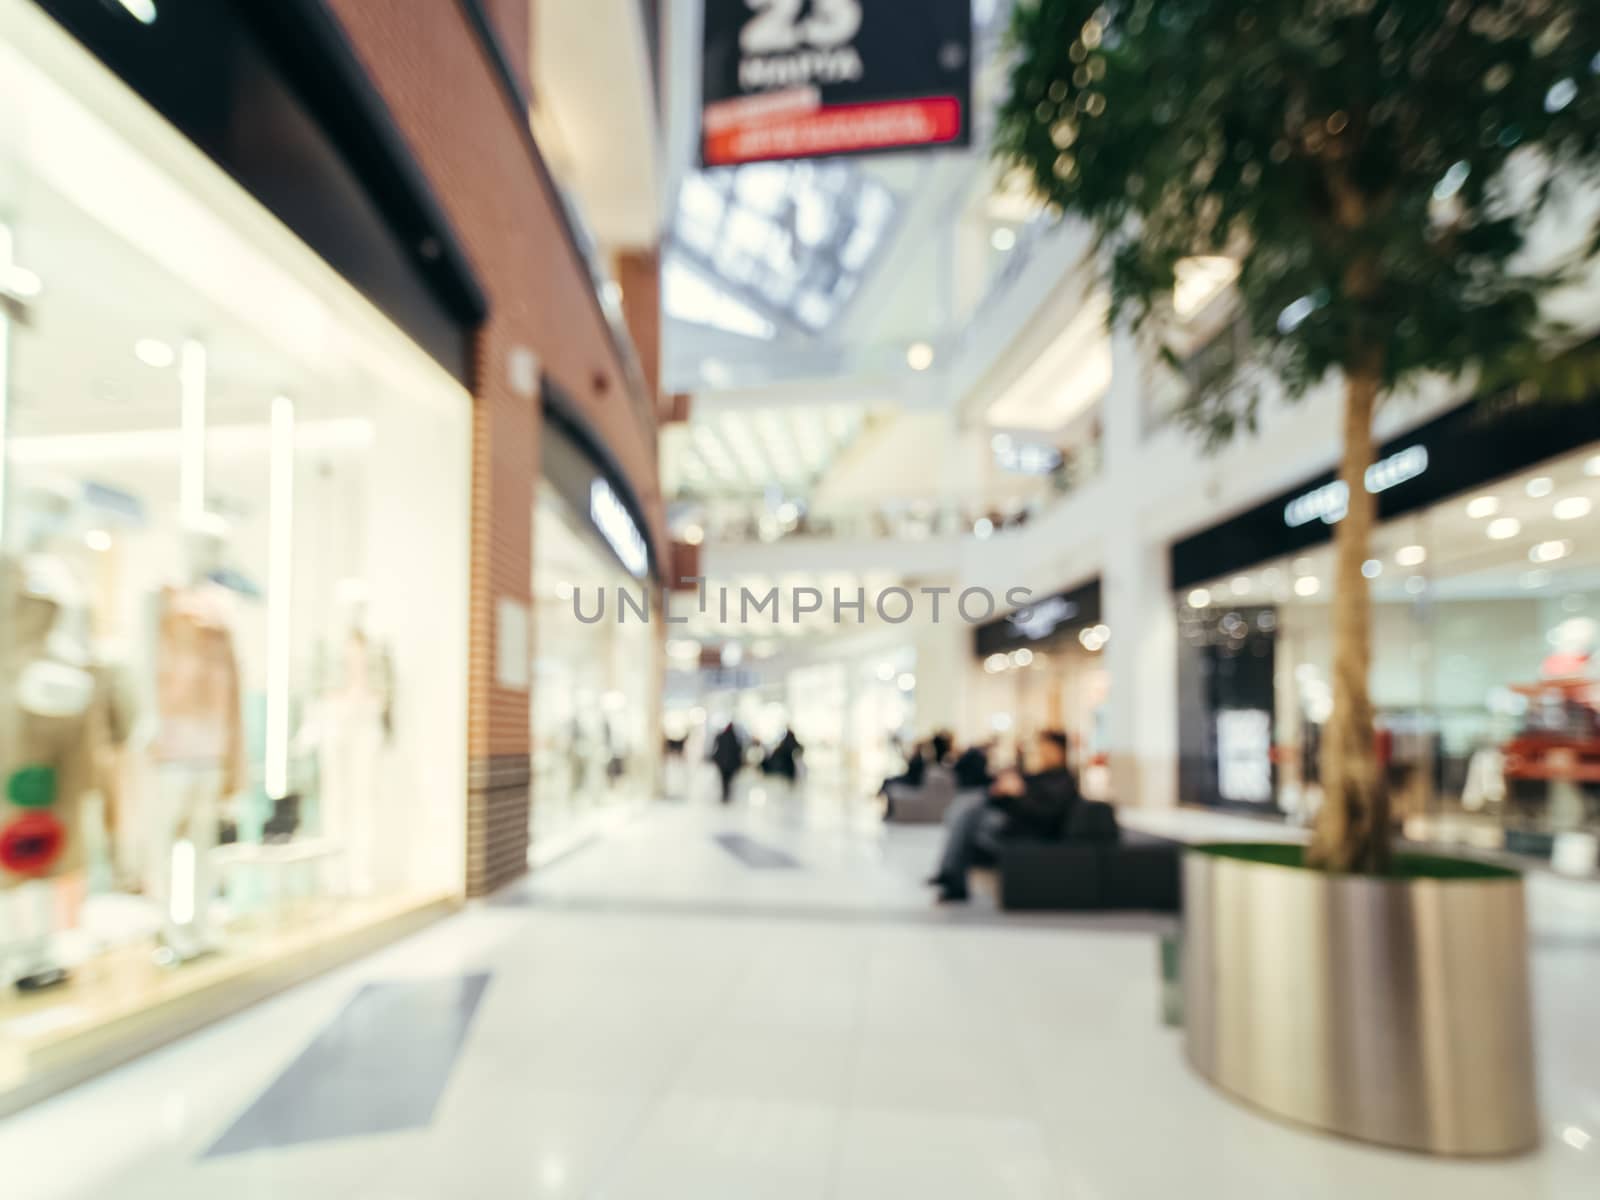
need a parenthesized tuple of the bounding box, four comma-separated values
(531, 482, 657, 853)
(1, 10, 469, 1091)
(1179, 444, 1600, 860)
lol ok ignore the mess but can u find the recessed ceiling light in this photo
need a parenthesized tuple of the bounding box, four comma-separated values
(84, 529, 112, 552)
(897, 672, 916, 691)
(973, 517, 994, 539)
(1294, 576, 1321, 597)
(1395, 544, 1427, 567)
(984, 653, 1008, 674)
(1011, 648, 1034, 666)
(135, 338, 175, 368)
(906, 342, 935, 371)
(682, 524, 704, 546)
(1187, 588, 1211, 608)
(1487, 517, 1522, 540)
(991, 227, 1017, 252)
(116, 0, 157, 24)
(1554, 496, 1592, 521)
(1465, 496, 1500, 519)
(1362, 559, 1382, 578)
(1530, 539, 1572, 563)
(1526, 476, 1555, 498)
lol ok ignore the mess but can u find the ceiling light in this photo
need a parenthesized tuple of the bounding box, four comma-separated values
(983, 653, 1009, 674)
(1585, 455, 1600, 478)
(721, 643, 743, 667)
(1078, 627, 1105, 651)
(85, 529, 112, 552)
(1230, 576, 1251, 595)
(1187, 588, 1211, 609)
(991, 227, 1017, 252)
(1362, 559, 1382, 578)
(682, 523, 704, 546)
(906, 342, 935, 371)
(1294, 576, 1321, 597)
(555, 580, 574, 600)
(1465, 496, 1500, 519)
(135, 338, 175, 368)
(1092, 624, 1109, 641)
(1395, 545, 1427, 567)
(897, 672, 916, 692)
(1526, 476, 1555, 498)
(1487, 517, 1522, 540)
(1530, 539, 1572, 563)
(973, 517, 994, 540)
(116, 0, 157, 23)
(876, 662, 896, 681)
(1554, 496, 1592, 521)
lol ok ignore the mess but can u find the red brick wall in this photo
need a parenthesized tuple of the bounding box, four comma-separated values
(327, 0, 662, 894)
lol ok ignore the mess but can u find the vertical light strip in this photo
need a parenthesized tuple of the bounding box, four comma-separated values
(0, 224, 14, 548)
(265, 394, 295, 800)
(179, 339, 207, 526)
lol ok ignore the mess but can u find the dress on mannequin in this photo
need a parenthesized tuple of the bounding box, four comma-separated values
(146, 584, 244, 959)
(0, 556, 117, 989)
(315, 630, 388, 897)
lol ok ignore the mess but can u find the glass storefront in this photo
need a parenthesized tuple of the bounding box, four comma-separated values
(1179, 441, 1600, 865)
(1, 6, 470, 1096)
(530, 480, 657, 855)
(972, 583, 1111, 793)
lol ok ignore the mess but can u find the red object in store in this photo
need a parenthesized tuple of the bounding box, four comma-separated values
(1502, 677, 1600, 786)
(704, 96, 964, 167)
(0, 810, 67, 876)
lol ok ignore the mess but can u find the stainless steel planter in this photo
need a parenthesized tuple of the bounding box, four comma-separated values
(1182, 848, 1539, 1156)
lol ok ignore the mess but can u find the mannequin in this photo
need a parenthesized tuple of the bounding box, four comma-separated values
(143, 526, 245, 960)
(302, 592, 391, 896)
(0, 554, 112, 991)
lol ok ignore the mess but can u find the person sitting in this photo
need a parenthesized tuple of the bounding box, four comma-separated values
(929, 730, 954, 767)
(879, 739, 930, 820)
(952, 739, 994, 790)
(926, 730, 1081, 903)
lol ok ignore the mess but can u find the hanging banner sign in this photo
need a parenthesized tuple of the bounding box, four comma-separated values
(701, 0, 973, 166)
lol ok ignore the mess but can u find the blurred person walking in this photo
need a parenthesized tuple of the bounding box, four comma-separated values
(710, 722, 744, 805)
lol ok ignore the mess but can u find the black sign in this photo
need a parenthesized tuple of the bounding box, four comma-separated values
(701, 0, 972, 166)
(1170, 394, 1600, 592)
(973, 580, 1101, 658)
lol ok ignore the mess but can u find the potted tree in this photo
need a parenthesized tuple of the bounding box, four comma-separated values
(995, 0, 1600, 1155)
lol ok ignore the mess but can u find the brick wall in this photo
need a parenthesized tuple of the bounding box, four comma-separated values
(327, 0, 661, 895)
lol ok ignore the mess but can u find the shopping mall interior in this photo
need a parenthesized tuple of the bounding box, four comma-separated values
(3, 1, 1600, 1196)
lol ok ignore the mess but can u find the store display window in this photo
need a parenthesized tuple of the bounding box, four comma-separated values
(1177, 443, 1600, 864)
(531, 480, 658, 852)
(1, 5, 470, 1099)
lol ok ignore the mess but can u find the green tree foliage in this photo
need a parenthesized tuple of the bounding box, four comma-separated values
(995, 0, 1600, 438)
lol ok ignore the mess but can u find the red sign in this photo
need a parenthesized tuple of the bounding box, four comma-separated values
(705, 95, 963, 167)
(0, 811, 66, 876)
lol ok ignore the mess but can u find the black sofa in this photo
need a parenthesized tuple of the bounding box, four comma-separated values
(991, 804, 1182, 912)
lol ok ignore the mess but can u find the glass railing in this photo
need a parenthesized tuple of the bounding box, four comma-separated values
(679, 442, 1102, 546)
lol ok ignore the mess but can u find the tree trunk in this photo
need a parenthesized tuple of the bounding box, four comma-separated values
(1306, 358, 1389, 874)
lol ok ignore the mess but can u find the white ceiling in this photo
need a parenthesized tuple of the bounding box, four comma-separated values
(531, 0, 662, 249)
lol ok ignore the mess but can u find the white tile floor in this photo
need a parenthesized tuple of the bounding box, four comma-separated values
(5, 783, 1600, 1199)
